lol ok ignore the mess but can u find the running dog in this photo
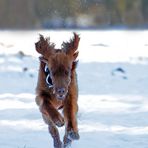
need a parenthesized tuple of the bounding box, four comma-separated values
(35, 33, 80, 148)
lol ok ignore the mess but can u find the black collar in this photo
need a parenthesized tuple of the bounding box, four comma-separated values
(44, 64, 53, 88)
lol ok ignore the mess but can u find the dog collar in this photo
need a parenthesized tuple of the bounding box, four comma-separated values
(44, 64, 53, 88)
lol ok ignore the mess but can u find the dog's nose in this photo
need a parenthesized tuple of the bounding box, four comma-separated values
(57, 88, 66, 95)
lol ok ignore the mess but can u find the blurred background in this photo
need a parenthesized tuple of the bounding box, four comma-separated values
(0, 1, 148, 148)
(0, 0, 148, 29)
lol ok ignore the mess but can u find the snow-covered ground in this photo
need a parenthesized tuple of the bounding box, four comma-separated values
(0, 30, 148, 148)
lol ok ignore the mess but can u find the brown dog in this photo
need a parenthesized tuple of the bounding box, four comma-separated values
(35, 33, 80, 148)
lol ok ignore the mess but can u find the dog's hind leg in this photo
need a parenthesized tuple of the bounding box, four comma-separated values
(42, 114, 63, 148)
(63, 134, 72, 148)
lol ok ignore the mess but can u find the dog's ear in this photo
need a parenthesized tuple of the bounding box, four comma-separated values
(35, 34, 55, 58)
(62, 32, 80, 61)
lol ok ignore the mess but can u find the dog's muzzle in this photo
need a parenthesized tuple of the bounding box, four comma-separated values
(53, 87, 68, 100)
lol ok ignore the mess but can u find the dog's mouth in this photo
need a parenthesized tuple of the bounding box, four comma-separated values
(52, 85, 69, 101)
(56, 94, 66, 100)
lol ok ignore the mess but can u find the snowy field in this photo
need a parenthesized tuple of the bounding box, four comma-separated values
(0, 30, 148, 148)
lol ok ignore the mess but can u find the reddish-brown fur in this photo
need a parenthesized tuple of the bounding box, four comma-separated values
(35, 33, 80, 148)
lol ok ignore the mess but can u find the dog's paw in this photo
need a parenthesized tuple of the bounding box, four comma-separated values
(63, 136, 72, 148)
(54, 139, 63, 148)
(55, 120, 64, 127)
(67, 130, 80, 140)
(63, 130, 79, 148)
(53, 116, 65, 127)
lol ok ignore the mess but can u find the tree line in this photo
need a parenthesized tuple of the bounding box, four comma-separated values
(0, 0, 148, 29)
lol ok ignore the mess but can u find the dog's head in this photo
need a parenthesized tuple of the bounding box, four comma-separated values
(35, 33, 80, 100)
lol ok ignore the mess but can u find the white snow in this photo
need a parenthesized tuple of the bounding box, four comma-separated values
(0, 30, 148, 148)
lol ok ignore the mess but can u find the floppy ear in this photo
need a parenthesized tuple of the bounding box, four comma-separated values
(35, 34, 55, 59)
(62, 32, 80, 61)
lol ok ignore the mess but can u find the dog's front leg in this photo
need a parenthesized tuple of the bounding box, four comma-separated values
(36, 95, 65, 127)
(63, 97, 79, 147)
(36, 96, 64, 148)
(42, 113, 62, 148)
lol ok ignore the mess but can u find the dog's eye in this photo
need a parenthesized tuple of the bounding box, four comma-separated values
(65, 71, 68, 75)
(64, 70, 70, 76)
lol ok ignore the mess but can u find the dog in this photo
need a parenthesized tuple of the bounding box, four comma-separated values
(35, 33, 80, 148)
